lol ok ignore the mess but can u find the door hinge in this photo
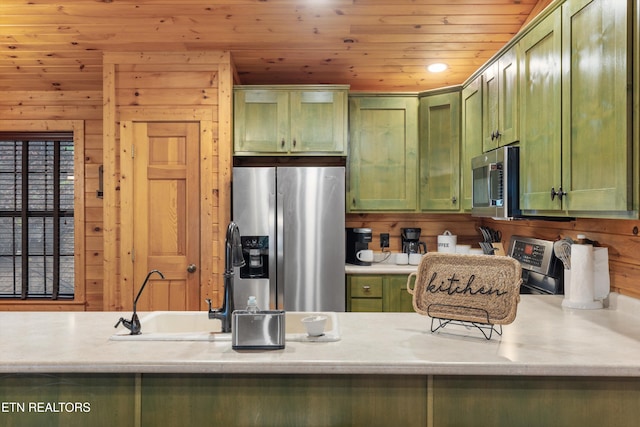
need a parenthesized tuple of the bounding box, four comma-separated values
(131, 248, 135, 263)
(131, 144, 135, 158)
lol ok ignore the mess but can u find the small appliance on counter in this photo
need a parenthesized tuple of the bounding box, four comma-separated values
(346, 228, 373, 266)
(401, 228, 427, 254)
(508, 236, 563, 295)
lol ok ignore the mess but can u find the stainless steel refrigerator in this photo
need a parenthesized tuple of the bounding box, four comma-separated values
(232, 166, 345, 312)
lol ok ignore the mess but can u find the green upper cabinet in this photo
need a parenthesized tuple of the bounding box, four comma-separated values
(234, 85, 349, 155)
(461, 77, 484, 211)
(519, 0, 632, 215)
(482, 45, 519, 151)
(419, 90, 461, 211)
(560, 0, 631, 213)
(347, 95, 419, 212)
(518, 7, 563, 212)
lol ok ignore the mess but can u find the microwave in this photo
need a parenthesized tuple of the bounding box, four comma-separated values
(471, 146, 520, 219)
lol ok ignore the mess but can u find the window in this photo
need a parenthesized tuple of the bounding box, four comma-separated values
(0, 132, 74, 299)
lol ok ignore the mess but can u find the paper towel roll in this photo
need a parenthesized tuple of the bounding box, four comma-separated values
(562, 244, 603, 309)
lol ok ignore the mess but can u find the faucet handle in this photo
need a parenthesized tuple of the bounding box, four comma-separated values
(114, 313, 141, 335)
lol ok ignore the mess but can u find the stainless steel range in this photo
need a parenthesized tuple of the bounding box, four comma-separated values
(508, 236, 564, 295)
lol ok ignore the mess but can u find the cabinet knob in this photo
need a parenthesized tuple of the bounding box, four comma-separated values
(187, 264, 197, 273)
(451, 196, 457, 204)
(362, 285, 371, 292)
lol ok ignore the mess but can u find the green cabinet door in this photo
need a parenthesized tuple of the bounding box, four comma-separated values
(290, 89, 347, 154)
(560, 0, 631, 212)
(518, 8, 563, 212)
(482, 46, 519, 151)
(461, 78, 484, 211)
(234, 89, 289, 153)
(419, 90, 461, 211)
(383, 275, 415, 312)
(348, 95, 419, 211)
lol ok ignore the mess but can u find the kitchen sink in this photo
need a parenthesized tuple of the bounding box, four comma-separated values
(110, 310, 340, 342)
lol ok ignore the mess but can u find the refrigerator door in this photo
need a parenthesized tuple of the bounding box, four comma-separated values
(276, 167, 345, 311)
(232, 167, 277, 310)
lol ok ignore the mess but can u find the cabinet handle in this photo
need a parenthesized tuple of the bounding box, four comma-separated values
(550, 187, 567, 201)
(362, 285, 371, 292)
(451, 196, 457, 204)
(292, 138, 297, 147)
(281, 138, 285, 148)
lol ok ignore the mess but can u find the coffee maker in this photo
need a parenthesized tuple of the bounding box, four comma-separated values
(346, 228, 373, 266)
(401, 228, 427, 254)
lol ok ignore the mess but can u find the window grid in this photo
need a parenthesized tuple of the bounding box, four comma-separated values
(0, 135, 74, 299)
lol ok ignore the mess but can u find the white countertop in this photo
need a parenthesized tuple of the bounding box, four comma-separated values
(2, 294, 640, 377)
(345, 263, 418, 274)
(345, 251, 420, 274)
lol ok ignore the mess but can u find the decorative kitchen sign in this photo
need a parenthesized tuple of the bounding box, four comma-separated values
(407, 253, 522, 326)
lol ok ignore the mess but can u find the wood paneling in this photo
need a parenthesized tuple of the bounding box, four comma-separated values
(0, 0, 554, 92)
(346, 213, 483, 253)
(102, 51, 233, 311)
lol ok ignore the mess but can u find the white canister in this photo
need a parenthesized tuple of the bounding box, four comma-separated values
(437, 230, 457, 253)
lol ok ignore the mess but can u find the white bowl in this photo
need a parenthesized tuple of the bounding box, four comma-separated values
(301, 315, 328, 336)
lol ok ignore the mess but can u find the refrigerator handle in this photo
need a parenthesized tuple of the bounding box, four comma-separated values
(275, 188, 285, 310)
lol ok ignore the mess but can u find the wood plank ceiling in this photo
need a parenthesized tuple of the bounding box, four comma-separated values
(1, 0, 553, 92)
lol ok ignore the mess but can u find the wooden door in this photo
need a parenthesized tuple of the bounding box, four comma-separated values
(123, 121, 201, 311)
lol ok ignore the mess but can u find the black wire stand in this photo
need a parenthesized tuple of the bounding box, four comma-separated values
(427, 303, 503, 340)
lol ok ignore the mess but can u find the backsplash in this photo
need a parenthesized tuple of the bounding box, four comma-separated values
(347, 213, 640, 300)
(345, 213, 483, 255)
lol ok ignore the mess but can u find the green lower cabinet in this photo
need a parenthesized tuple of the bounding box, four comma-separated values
(347, 274, 415, 312)
(383, 275, 415, 312)
(433, 376, 640, 427)
(141, 374, 427, 427)
(0, 374, 136, 427)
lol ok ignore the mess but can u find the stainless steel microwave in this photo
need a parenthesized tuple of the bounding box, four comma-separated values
(471, 146, 520, 219)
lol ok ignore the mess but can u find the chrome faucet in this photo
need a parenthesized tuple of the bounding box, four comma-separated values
(207, 222, 246, 333)
(114, 269, 165, 335)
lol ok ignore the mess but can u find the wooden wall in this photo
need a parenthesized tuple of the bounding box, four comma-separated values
(0, 52, 234, 312)
(346, 213, 482, 253)
(0, 91, 103, 311)
(102, 51, 234, 311)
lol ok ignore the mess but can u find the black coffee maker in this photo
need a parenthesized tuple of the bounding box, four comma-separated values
(401, 228, 427, 254)
(346, 228, 373, 265)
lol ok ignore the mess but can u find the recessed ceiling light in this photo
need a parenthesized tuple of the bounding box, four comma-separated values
(427, 63, 448, 73)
